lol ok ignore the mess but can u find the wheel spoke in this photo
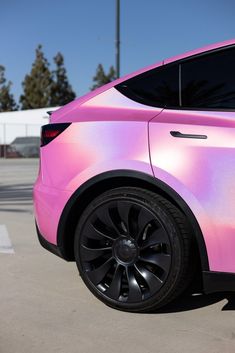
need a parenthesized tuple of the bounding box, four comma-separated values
(126, 266, 142, 302)
(116, 200, 131, 234)
(140, 228, 169, 250)
(139, 252, 171, 273)
(90, 223, 116, 241)
(128, 204, 141, 238)
(134, 263, 163, 295)
(105, 264, 123, 299)
(108, 202, 128, 235)
(96, 204, 120, 237)
(136, 209, 155, 242)
(81, 244, 112, 262)
(87, 258, 114, 285)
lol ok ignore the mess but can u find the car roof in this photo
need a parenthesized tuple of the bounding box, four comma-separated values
(164, 38, 235, 64)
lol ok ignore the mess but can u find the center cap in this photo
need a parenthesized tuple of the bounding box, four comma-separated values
(114, 237, 138, 264)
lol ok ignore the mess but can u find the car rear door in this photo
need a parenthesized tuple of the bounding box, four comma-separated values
(149, 46, 235, 273)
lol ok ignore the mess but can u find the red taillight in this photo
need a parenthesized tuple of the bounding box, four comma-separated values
(44, 130, 60, 138)
(41, 123, 71, 147)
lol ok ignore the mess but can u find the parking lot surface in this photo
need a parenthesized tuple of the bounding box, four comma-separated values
(1, 159, 235, 353)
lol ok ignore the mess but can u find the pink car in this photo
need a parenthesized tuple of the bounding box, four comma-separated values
(34, 39, 235, 312)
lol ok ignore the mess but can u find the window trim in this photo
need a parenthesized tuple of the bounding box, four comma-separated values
(179, 64, 182, 107)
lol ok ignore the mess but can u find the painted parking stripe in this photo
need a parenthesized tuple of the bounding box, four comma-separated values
(0, 225, 14, 254)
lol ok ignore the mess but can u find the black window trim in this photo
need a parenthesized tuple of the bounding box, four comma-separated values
(179, 63, 182, 107)
(115, 43, 235, 112)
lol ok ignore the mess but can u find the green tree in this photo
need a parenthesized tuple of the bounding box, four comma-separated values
(50, 52, 76, 106)
(0, 65, 18, 112)
(20, 45, 53, 109)
(90, 64, 116, 90)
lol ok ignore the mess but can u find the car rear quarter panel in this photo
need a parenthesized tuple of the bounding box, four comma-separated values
(35, 92, 163, 245)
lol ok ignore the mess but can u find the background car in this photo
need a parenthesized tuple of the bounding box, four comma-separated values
(10, 136, 40, 158)
(34, 39, 235, 312)
(0, 144, 20, 158)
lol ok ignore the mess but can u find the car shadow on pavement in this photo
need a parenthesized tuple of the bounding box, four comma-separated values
(155, 292, 235, 313)
(0, 183, 33, 212)
(0, 183, 33, 201)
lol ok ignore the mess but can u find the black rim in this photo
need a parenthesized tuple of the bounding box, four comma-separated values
(79, 199, 172, 303)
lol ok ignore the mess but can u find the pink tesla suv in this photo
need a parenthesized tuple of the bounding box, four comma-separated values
(34, 39, 235, 312)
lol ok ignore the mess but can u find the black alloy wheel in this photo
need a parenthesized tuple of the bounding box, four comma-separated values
(74, 187, 194, 312)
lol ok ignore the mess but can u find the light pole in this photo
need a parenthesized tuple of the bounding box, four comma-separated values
(115, 0, 120, 78)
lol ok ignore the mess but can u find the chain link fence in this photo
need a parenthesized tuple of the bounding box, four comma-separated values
(0, 123, 42, 158)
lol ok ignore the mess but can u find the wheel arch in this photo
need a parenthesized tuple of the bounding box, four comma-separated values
(57, 170, 209, 271)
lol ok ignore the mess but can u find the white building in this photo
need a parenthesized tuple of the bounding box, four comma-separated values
(0, 107, 59, 144)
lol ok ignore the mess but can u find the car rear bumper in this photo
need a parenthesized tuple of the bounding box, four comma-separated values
(33, 176, 73, 246)
(36, 222, 66, 259)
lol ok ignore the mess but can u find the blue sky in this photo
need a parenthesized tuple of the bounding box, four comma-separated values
(1, 0, 235, 104)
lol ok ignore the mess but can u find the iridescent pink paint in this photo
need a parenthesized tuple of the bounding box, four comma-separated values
(34, 39, 235, 274)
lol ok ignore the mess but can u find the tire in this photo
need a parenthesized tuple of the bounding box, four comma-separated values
(74, 187, 195, 312)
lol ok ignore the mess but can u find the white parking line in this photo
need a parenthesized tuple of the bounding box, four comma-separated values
(0, 225, 14, 254)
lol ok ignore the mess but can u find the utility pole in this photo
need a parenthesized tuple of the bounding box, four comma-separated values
(115, 0, 120, 78)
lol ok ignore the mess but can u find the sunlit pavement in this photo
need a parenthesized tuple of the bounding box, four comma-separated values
(1, 159, 235, 353)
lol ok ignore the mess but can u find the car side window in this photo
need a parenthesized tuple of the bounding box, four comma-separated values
(115, 64, 179, 108)
(181, 47, 235, 109)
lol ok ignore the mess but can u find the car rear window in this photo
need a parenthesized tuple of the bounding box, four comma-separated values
(115, 64, 179, 108)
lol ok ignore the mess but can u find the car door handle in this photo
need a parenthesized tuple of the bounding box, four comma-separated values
(170, 131, 207, 139)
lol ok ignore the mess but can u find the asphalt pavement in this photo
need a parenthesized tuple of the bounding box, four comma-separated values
(1, 159, 235, 353)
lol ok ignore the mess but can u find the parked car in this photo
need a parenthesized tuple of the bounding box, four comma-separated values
(34, 39, 235, 312)
(10, 136, 40, 157)
(0, 144, 20, 158)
